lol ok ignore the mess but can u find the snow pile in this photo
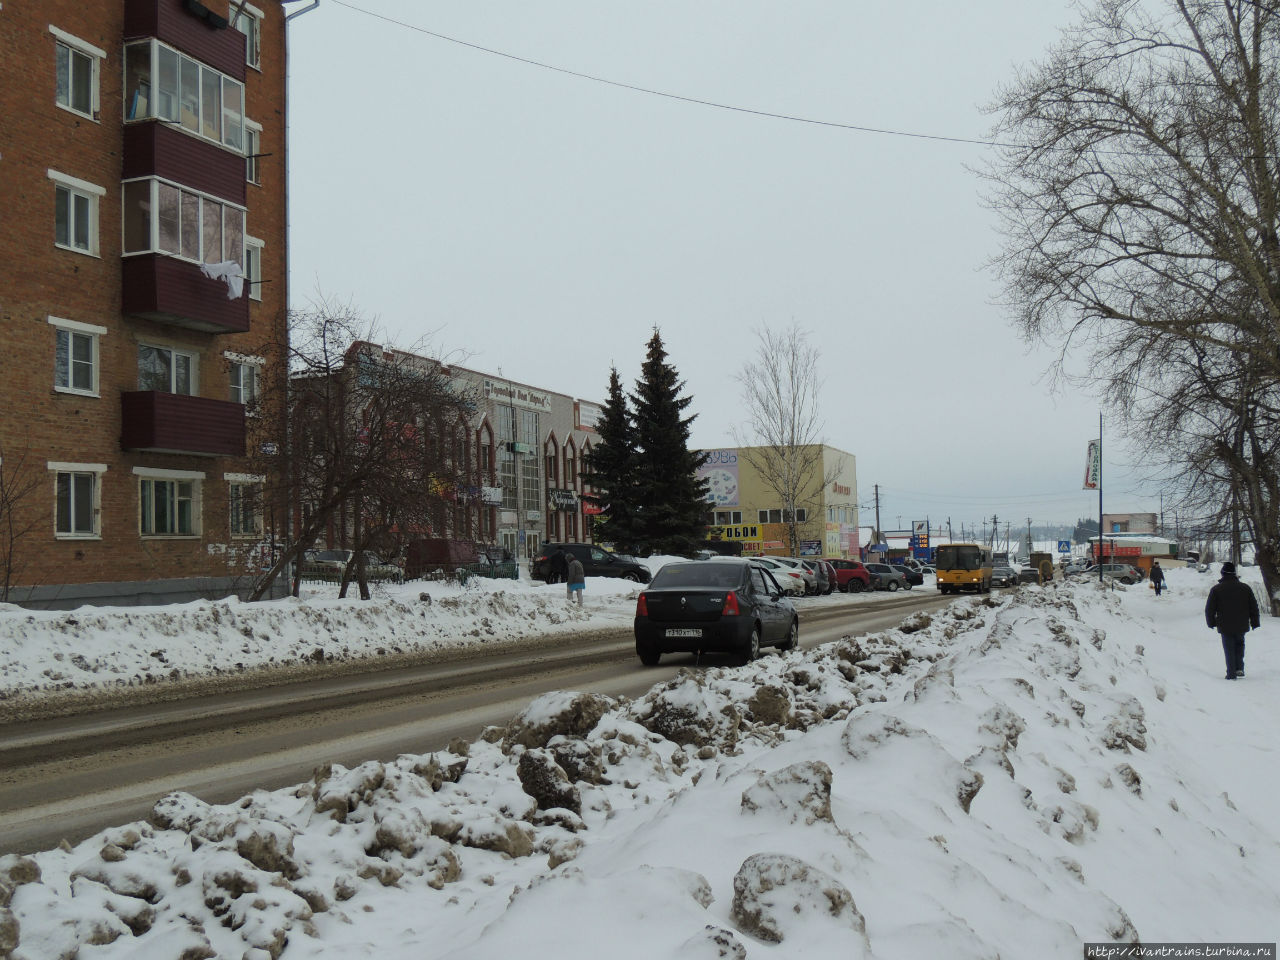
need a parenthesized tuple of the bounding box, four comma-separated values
(5, 571, 1277, 958)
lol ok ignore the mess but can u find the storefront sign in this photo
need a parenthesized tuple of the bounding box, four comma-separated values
(481, 486, 504, 506)
(484, 379, 553, 411)
(548, 488, 578, 510)
(708, 524, 760, 541)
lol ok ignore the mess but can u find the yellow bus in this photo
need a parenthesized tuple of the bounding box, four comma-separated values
(934, 542, 993, 594)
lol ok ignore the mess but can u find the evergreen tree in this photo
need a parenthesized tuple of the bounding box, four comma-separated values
(580, 367, 640, 551)
(630, 329, 709, 555)
(1072, 516, 1100, 543)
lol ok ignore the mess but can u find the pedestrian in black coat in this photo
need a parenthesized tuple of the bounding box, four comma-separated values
(548, 547, 569, 585)
(1150, 561, 1165, 596)
(1204, 562, 1260, 680)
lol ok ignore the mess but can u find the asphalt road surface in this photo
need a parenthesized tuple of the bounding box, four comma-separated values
(0, 590, 953, 855)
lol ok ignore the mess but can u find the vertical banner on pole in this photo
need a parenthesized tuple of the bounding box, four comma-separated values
(1083, 440, 1101, 490)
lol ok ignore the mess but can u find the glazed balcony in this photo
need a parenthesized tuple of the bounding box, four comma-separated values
(121, 391, 245, 457)
(124, 0, 247, 79)
(123, 254, 250, 334)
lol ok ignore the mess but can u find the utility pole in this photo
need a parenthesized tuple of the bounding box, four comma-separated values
(991, 514, 998, 549)
(1026, 516, 1033, 558)
(874, 484, 882, 543)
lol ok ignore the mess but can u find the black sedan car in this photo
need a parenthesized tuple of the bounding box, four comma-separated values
(991, 565, 1019, 587)
(634, 560, 798, 666)
(890, 564, 924, 588)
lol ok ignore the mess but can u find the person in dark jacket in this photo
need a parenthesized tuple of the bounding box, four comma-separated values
(1204, 562, 1260, 680)
(548, 547, 569, 585)
(566, 555, 585, 605)
(1150, 561, 1165, 596)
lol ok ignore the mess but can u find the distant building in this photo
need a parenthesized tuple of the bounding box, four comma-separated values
(1103, 512, 1158, 534)
(698, 446, 859, 558)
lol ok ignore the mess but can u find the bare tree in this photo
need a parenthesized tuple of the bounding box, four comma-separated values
(985, 0, 1280, 612)
(733, 324, 839, 556)
(0, 442, 41, 603)
(245, 299, 477, 601)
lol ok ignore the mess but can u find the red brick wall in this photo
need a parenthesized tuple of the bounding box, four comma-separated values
(0, 1, 289, 596)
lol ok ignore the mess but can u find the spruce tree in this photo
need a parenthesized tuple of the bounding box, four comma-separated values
(630, 329, 709, 556)
(580, 367, 639, 552)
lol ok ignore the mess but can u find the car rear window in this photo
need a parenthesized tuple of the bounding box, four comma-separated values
(650, 563, 744, 589)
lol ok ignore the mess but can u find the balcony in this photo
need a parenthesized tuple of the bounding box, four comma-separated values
(123, 254, 250, 333)
(124, 0, 247, 80)
(121, 391, 245, 457)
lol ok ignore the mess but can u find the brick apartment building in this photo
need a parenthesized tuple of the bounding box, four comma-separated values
(0, 0, 304, 608)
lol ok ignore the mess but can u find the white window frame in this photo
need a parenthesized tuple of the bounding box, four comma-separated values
(48, 169, 103, 256)
(244, 235, 263, 301)
(134, 467, 204, 538)
(50, 26, 104, 119)
(224, 350, 264, 408)
(225, 472, 265, 538)
(121, 38, 244, 152)
(48, 316, 107, 397)
(231, 3, 263, 70)
(138, 342, 199, 395)
(121, 176, 246, 266)
(48, 461, 107, 540)
(244, 120, 262, 184)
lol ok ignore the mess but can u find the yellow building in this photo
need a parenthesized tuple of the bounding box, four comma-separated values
(698, 445, 859, 558)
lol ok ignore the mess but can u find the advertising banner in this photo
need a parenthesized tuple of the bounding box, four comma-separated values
(697, 449, 740, 507)
(1083, 440, 1101, 490)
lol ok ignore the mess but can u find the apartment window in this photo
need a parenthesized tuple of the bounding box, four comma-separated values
(757, 508, 805, 524)
(122, 178, 245, 265)
(51, 27, 103, 117)
(122, 40, 244, 151)
(48, 170, 103, 255)
(138, 344, 197, 395)
(227, 475, 263, 537)
(245, 122, 262, 184)
(49, 317, 106, 396)
(49, 462, 106, 538)
(244, 237, 263, 301)
(714, 510, 743, 526)
(136, 469, 202, 537)
(231, 4, 263, 69)
(226, 356, 260, 406)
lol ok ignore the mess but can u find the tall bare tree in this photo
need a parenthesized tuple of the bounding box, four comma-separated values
(0, 442, 41, 603)
(985, 0, 1280, 611)
(246, 300, 476, 601)
(733, 324, 838, 556)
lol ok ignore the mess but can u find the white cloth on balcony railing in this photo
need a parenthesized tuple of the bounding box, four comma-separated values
(200, 260, 245, 299)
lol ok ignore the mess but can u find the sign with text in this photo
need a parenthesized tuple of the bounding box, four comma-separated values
(697, 449, 740, 507)
(1083, 440, 1100, 489)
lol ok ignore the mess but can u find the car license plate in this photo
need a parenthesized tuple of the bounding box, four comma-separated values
(665, 628, 702, 638)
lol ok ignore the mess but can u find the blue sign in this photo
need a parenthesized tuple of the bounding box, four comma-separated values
(1057, 540, 1071, 553)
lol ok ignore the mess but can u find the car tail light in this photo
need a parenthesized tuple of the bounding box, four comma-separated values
(722, 591, 741, 616)
(636, 593, 649, 616)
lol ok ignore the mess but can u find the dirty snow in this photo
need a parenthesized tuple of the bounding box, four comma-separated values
(2, 567, 1278, 959)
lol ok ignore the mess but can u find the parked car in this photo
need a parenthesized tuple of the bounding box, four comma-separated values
(864, 562, 908, 592)
(775, 557, 819, 594)
(752, 556, 807, 596)
(825, 558, 871, 592)
(890, 564, 924, 588)
(1095, 563, 1142, 584)
(991, 565, 1019, 587)
(1017, 566, 1043, 585)
(302, 549, 403, 582)
(633, 559, 799, 666)
(800, 559, 834, 595)
(532, 543, 651, 583)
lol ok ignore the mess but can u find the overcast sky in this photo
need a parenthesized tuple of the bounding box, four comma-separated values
(286, 0, 1167, 535)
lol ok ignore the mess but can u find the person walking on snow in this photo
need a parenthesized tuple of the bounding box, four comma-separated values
(1150, 561, 1165, 596)
(548, 546, 568, 585)
(566, 555, 585, 606)
(1205, 561, 1260, 680)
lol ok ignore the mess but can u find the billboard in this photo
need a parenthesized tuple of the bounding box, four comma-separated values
(1083, 440, 1100, 490)
(697, 448, 740, 507)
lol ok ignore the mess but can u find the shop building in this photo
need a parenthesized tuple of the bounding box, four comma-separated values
(0, 1, 298, 608)
(697, 445, 859, 558)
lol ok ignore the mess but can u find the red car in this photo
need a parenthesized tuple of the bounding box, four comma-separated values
(824, 558, 871, 592)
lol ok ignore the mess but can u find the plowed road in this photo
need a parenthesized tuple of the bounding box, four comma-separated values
(0, 591, 953, 855)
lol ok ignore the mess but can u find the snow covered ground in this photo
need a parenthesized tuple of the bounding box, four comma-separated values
(1, 566, 1277, 959)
